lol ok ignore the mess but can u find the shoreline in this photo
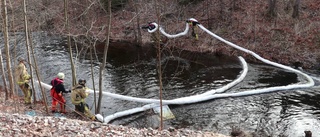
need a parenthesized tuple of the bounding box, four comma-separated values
(0, 112, 228, 137)
(0, 92, 230, 137)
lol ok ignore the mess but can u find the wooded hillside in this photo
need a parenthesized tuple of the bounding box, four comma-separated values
(2, 0, 320, 69)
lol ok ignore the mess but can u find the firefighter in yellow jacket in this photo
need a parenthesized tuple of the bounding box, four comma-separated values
(15, 57, 32, 104)
(71, 79, 96, 120)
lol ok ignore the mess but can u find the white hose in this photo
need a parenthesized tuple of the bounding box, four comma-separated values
(34, 56, 247, 123)
(35, 18, 315, 123)
(38, 56, 246, 104)
(148, 23, 190, 38)
(102, 18, 314, 123)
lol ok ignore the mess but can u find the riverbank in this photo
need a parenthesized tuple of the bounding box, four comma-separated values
(0, 92, 230, 137)
(7, 0, 318, 70)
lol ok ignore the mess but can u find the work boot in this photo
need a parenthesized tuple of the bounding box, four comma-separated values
(91, 116, 96, 121)
(60, 104, 66, 114)
(24, 102, 31, 105)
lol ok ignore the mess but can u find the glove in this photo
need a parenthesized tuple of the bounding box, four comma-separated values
(63, 90, 71, 94)
(23, 74, 31, 80)
(24, 80, 30, 83)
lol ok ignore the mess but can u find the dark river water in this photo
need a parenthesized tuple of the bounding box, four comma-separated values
(3, 32, 320, 137)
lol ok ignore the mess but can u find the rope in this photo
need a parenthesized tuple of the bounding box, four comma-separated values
(50, 93, 95, 122)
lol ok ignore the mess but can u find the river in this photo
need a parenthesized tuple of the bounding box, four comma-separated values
(2, 32, 320, 137)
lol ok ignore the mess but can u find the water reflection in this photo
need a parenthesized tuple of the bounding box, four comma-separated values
(276, 90, 320, 136)
(105, 47, 320, 137)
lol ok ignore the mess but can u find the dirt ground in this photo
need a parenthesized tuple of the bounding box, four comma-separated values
(0, 91, 232, 137)
(0, 91, 97, 122)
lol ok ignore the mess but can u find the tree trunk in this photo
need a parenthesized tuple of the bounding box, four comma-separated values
(218, 0, 224, 20)
(97, 0, 111, 114)
(292, 0, 300, 18)
(90, 41, 97, 113)
(28, 30, 49, 113)
(64, 0, 77, 86)
(1, 0, 15, 98)
(267, 0, 277, 17)
(232, 0, 236, 10)
(10, 0, 19, 113)
(155, 0, 163, 130)
(134, 0, 142, 45)
(207, 0, 212, 29)
(0, 49, 8, 100)
(23, 0, 37, 103)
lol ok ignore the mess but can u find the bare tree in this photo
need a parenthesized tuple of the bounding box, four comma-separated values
(0, 49, 8, 100)
(64, 0, 77, 86)
(154, 0, 164, 130)
(28, 31, 49, 113)
(218, 0, 224, 20)
(134, 0, 142, 45)
(292, 0, 300, 18)
(90, 40, 98, 112)
(97, 0, 111, 114)
(206, 0, 212, 29)
(23, 0, 37, 103)
(1, 0, 15, 98)
(267, 0, 277, 17)
(8, 0, 20, 113)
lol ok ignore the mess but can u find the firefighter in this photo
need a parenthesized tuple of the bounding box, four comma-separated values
(15, 57, 32, 104)
(50, 72, 70, 113)
(187, 18, 200, 40)
(71, 79, 96, 120)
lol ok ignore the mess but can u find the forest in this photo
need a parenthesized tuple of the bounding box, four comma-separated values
(2, 0, 319, 67)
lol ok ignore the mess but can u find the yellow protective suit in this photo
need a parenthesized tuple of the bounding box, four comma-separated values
(71, 84, 95, 120)
(15, 62, 32, 104)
